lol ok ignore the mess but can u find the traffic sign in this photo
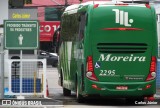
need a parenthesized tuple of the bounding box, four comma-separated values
(4, 20, 39, 49)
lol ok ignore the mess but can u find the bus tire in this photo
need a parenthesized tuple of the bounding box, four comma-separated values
(76, 80, 84, 103)
(63, 88, 71, 96)
(60, 70, 63, 86)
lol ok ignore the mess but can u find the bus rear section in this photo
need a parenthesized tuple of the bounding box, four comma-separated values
(84, 4, 157, 99)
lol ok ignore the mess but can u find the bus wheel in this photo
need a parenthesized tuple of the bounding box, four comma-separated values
(63, 88, 71, 96)
(76, 81, 84, 103)
(60, 71, 63, 86)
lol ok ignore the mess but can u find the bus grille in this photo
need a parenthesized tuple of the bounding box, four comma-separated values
(97, 43, 147, 53)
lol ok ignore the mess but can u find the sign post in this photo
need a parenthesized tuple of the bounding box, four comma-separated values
(4, 20, 39, 99)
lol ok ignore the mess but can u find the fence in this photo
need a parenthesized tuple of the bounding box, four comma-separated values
(157, 59, 160, 94)
(6, 59, 47, 98)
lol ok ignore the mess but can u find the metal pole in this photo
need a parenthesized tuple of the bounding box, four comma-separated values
(0, 52, 4, 99)
(0, 35, 4, 99)
(19, 50, 23, 98)
(34, 72, 37, 96)
(17, 50, 24, 99)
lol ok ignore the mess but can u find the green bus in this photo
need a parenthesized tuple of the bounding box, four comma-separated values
(56, 1, 158, 102)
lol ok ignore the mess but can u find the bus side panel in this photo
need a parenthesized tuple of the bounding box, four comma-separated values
(59, 13, 80, 91)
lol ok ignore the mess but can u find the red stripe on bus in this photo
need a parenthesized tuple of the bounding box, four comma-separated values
(102, 28, 143, 31)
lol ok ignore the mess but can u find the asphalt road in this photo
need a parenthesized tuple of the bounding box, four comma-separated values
(0, 66, 159, 108)
(47, 67, 160, 108)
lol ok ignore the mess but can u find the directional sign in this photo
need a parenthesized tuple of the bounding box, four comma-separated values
(4, 20, 39, 49)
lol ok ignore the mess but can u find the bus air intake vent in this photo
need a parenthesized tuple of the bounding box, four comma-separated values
(97, 43, 147, 53)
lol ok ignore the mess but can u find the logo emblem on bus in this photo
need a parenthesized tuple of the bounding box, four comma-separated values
(95, 62, 101, 68)
(112, 9, 134, 27)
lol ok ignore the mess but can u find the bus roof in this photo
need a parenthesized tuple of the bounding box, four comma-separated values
(63, 1, 152, 15)
(118, 0, 149, 3)
(64, 1, 122, 12)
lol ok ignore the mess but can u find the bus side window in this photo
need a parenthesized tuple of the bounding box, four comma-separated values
(78, 13, 87, 49)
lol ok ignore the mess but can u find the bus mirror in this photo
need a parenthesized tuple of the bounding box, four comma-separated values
(52, 27, 61, 53)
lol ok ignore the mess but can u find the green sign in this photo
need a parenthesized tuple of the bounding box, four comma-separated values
(4, 20, 39, 49)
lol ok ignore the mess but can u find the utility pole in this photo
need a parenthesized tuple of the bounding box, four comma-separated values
(65, 0, 68, 6)
(0, 32, 4, 99)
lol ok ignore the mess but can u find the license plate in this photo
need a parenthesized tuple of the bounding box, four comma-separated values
(116, 86, 128, 90)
